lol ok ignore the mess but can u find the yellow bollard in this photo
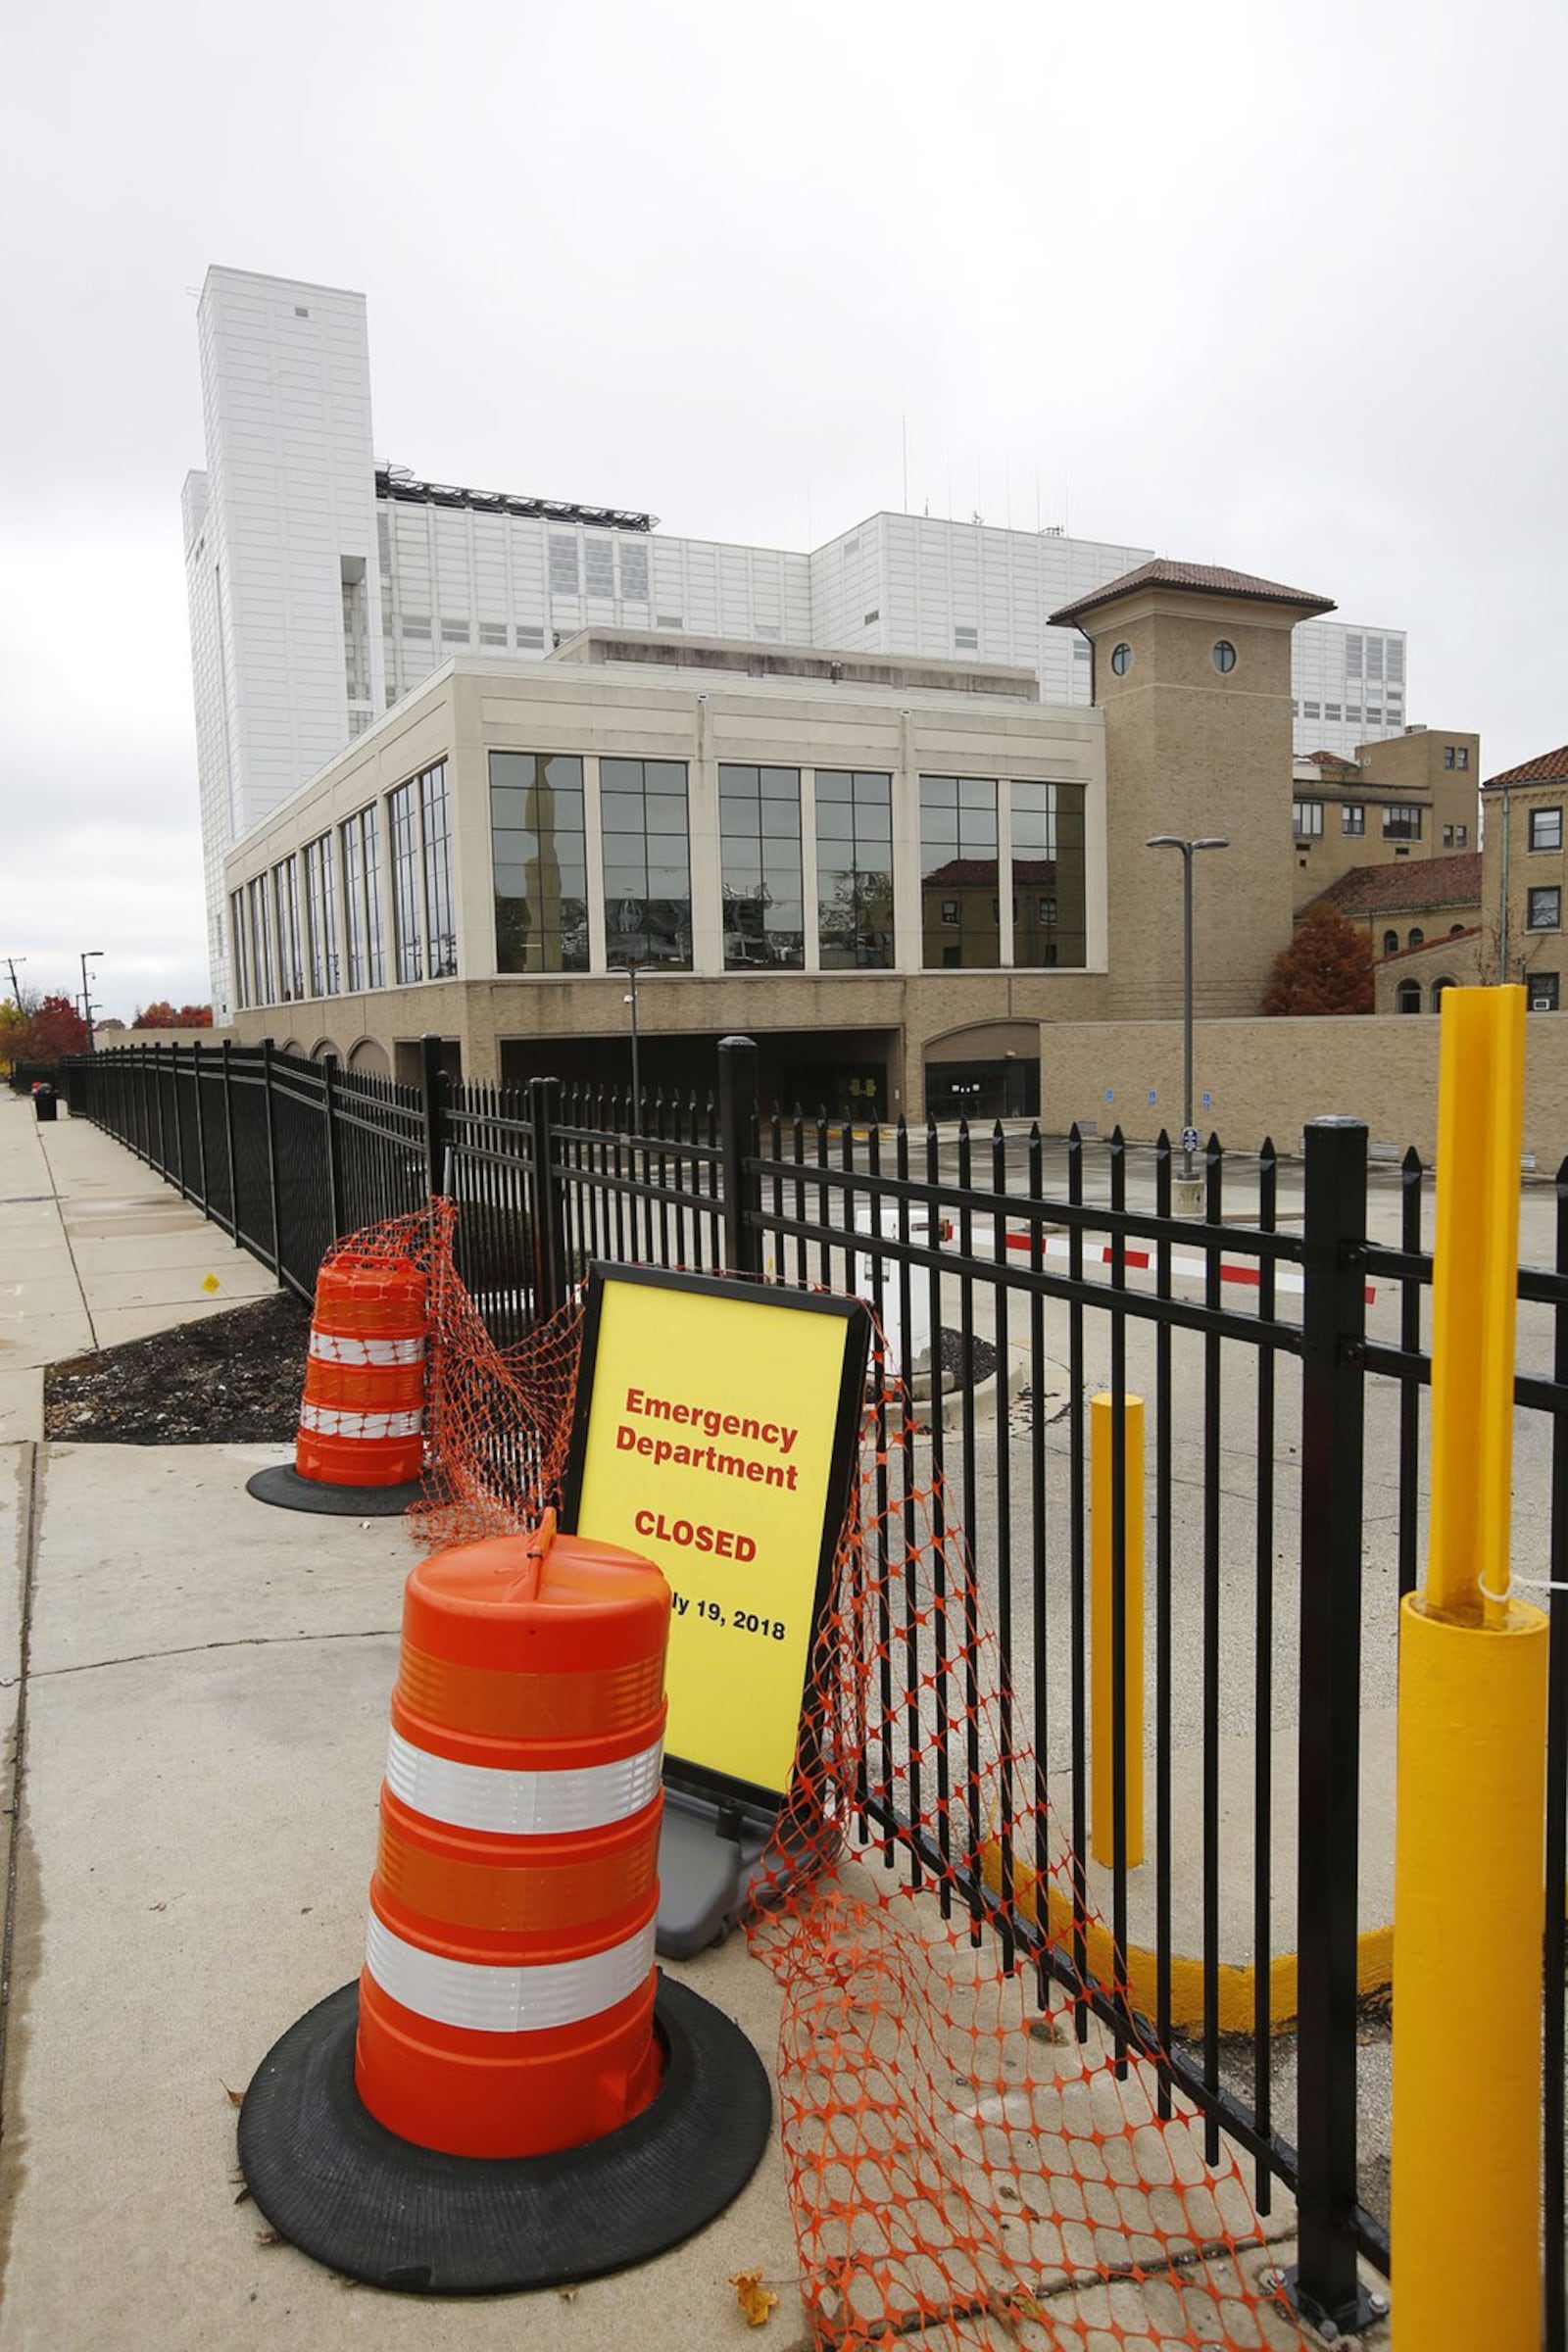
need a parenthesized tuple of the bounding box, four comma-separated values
(1392, 986, 1548, 2350)
(1091, 1392, 1145, 1870)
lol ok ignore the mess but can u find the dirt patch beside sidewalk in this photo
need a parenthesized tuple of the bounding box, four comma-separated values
(43, 1290, 309, 1444)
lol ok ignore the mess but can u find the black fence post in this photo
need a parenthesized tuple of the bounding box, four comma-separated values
(323, 1053, 345, 1243)
(716, 1035, 761, 1278)
(221, 1040, 239, 1242)
(419, 1033, 450, 1199)
(526, 1076, 566, 1317)
(1287, 1116, 1378, 2335)
(261, 1039, 282, 1278)
(192, 1041, 209, 1212)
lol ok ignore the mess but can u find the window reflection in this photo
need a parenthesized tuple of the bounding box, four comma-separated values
(601, 757, 692, 967)
(1010, 779, 1087, 969)
(490, 753, 588, 973)
(920, 776, 999, 968)
(720, 765, 804, 968)
(816, 770, 893, 968)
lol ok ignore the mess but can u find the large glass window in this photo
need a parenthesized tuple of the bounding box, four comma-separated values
(302, 832, 340, 997)
(388, 780, 423, 984)
(229, 892, 250, 1010)
(362, 804, 385, 988)
(247, 876, 273, 1004)
(920, 776, 999, 968)
(816, 770, 893, 969)
(1528, 887, 1561, 932)
(341, 812, 367, 991)
(719, 765, 804, 969)
(272, 857, 304, 1001)
(601, 758, 692, 967)
(1531, 808, 1562, 853)
(1383, 805, 1423, 841)
(490, 752, 589, 973)
(1011, 779, 1087, 969)
(420, 761, 457, 978)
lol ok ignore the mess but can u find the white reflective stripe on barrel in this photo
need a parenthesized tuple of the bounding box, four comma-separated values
(365, 1910, 657, 2034)
(384, 1728, 663, 1836)
(308, 1331, 425, 1367)
(299, 1403, 422, 1440)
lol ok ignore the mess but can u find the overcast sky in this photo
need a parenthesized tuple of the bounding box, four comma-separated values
(3, 0, 1564, 1021)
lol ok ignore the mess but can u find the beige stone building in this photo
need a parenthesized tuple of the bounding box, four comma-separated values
(1479, 746, 1568, 1011)
(220, 558, 1483, 1117)
(224, 635, 1111, 1118)
(1305, 853, 1485, 1013)
(1289, 728, 1481, 910)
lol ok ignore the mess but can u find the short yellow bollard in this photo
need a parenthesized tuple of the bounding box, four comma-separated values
(1392, 985, 1548, 2350)
(1091, 1392, 1144, 1871)
(1392, 1592, 1546, 2348)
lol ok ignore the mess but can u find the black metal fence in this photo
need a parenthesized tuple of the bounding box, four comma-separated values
(57, 1035, 1568, 2343)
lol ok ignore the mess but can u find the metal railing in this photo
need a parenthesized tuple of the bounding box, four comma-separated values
(58, 1033, 1568, 2344)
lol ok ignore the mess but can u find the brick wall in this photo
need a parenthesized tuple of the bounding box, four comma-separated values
(1039, 1011, 1568, 1165)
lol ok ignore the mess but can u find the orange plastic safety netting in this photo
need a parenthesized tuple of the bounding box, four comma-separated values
(335, 1208, 1305, 2351)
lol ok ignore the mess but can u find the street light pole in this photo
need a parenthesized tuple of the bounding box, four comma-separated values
(1145, 837, 1229, 1187)
(79, 951, 104, 1054)
(620, 963, 641, 1131)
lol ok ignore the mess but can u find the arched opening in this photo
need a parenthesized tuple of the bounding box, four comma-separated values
(924, 1020, 1041, 1120)
(311, 1038, 341, 1063)
(1383, 930, 1398, 956)
(1430, 978, 1455, 1010)
(1408, 928, 1424, 950)
(1449, 923, 1466, 937)
(348, 1038, 391, 1075)
(1396, 982, 1422, 1014)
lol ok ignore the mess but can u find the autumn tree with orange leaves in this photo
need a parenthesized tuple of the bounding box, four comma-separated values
(1262, 901, 1375, 1015)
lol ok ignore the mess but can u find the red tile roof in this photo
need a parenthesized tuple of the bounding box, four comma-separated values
(1484, 747, 1568, 789)
(1311, 853, 1483, 916)
(1050, 559, 1336, 627)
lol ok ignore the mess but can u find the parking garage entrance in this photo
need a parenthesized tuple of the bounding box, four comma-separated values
(923, 1023, 1041, 1122)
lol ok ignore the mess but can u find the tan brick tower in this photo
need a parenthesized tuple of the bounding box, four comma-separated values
(1051, 562, 1335, 1019)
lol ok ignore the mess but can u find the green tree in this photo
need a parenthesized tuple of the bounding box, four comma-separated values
(1262, 902, 1375, 1015)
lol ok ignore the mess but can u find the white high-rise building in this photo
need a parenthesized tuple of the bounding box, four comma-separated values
(183, 266, 1409, 1014)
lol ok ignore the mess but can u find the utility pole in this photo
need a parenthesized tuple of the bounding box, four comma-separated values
(79, 951, 104, 1054)
(1146, 834, 1231, 1210)
(4, 956, 24, 1008)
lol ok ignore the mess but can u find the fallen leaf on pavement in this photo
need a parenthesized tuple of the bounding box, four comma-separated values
(730, 2270, 779, 2328)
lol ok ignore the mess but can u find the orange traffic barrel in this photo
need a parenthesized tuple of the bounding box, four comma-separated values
(355, 1513, 668, 2158)
(236, 1509, 772, 2296)
(247, 1251, 428, 1518)
(297, 1253, 426, 1488)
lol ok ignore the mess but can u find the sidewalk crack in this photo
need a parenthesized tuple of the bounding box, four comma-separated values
(30, 1625, 399, 1680)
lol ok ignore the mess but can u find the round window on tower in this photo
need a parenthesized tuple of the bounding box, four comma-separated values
(1211, 639, 1238, 673)
(1109, 641, 1133, 676)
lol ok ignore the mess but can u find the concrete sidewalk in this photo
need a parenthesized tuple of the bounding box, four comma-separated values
(0, 1093, 276, 1445)
(0, 1092, 1384, 2348)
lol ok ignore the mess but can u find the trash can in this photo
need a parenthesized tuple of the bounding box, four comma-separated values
(31, 1083, 57, 1124)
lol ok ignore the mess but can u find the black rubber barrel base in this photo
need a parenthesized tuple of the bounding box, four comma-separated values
(245, 1464, 427, 1517)
(236, 1974, 772, 2293)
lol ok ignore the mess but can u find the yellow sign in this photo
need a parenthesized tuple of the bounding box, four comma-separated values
(564, 1267, 868, 1801)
